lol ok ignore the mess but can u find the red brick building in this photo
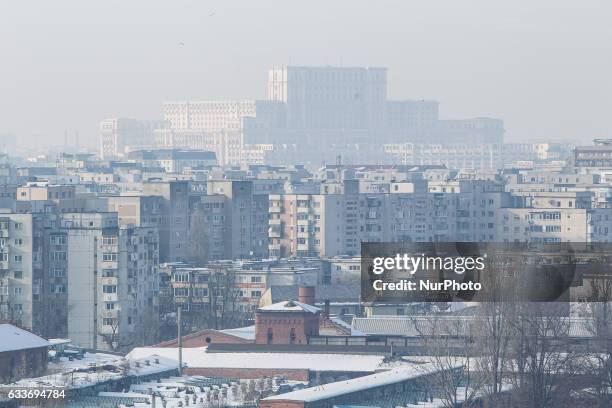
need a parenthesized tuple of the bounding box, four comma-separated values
(255, 286, 320, 345)
(0, 324, 50, 383)
(155, 327, 253, 347)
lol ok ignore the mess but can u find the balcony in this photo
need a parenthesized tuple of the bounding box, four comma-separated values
(268, 226, 281, 238)
(101, 276, 119, 286)
(101, 293, 118, 302)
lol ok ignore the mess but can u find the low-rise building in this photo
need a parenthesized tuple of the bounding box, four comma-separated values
(0, 324, 49, 383)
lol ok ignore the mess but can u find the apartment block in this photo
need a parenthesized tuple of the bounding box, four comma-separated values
(60, 212, 159, 352)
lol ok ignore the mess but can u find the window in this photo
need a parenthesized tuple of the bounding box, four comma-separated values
(102, 236, 117, 246)
(51, 236, 66, 245)
(174, 273, 190, 283)
(50, 268, 66, 278)
(105, 302, 115, 310)
(102, 318, 115, 326)
(290, 328, 296, 344)
(102, 252, 117, 262)
(14, 255, 22, 262)
(102, 269, 116, 277)
(174, 287, 189, 296)
(51, 251, 67, 261)
(251, 276, 262, 283)
(50, 284, 65, 294)
(13, 271, 23, 279)
(193, 288, 208, 297)
(103, 285, 117, 294)
(267, 328, 273, 344)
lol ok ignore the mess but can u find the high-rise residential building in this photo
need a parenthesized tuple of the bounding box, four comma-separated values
(60, 212, 159, 352)
(573, 139, 612, 169)
(143, 180, 191, 263)
(205, 180, 269, 260)
(0, 214, 37, 331)
(106, 195, 165, 229)
(267, 66, 387, 130)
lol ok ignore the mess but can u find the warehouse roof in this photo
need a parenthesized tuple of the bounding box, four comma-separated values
(127, 347, 386, 372)
(262, 364, 449, 403)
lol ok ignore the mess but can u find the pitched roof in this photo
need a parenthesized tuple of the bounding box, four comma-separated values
(262, 364, 450, 403)
(259, 300, 320, 314)
(352, 316, 472, 337)
(0, 324, 50, 352)
(219, 325, 256, 340)
(352, 315, 602, 338)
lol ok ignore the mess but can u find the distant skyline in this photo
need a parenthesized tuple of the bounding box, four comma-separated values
(1, 0, 610, 148)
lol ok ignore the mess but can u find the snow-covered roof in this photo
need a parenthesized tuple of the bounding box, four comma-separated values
(127, 347, 385, 372)
(352, 316, 472, 337)
(10, 354, 178, 389)
(330, 317, 366, 336)
(258, 300, 320, 314)
(263, 365, 446, 403)
(0, 324, 50, 353)
(48, 338, 71, 346)
(352, 315, 600, 338)
(220, 325, 256, 340)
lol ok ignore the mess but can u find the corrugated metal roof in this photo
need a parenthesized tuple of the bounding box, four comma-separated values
(352, 316, 603, 338)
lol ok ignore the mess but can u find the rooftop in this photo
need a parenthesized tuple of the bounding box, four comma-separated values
(262, 364, 445, 403)
(259, 300, 320, 314)
(0, 324, 50, 353)
(127, 347, 386, 372)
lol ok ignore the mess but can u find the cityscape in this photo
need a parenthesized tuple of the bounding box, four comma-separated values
(1, 1, 612, 407)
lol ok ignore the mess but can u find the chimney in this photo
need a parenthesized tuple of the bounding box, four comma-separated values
(298, 286, 315, 306)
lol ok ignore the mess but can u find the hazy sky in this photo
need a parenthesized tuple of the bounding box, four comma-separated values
(1, 0, 610, 147)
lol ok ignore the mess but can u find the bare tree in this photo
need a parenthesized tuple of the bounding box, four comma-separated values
(577, 268, 612, 407)
(100, 314, 133, 352)
(474, 253, 518, 398)
(505, 302, 578, 408)
(205, 266, 249, 330)
(414, 314, 482, 407)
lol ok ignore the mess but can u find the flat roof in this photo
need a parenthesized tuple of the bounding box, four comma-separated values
(127, 347, 386, 372)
